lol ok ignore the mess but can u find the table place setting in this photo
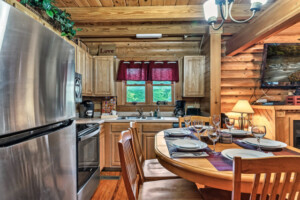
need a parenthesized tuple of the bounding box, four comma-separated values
(162, 115, 300, 171)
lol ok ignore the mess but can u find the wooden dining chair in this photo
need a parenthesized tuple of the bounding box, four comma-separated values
(179, 116, 212, 128)
(129, 122, 179, 182)
(118, 130, 204, 200)
(232, 156, 300, 200)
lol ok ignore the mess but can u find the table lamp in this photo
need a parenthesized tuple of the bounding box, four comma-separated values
(231, 100, 254, 130)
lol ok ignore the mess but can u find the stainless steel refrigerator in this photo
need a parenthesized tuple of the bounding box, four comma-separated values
(0, 1, 77, 199)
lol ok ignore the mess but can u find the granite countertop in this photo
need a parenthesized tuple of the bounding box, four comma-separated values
(75, 117, 178, 124)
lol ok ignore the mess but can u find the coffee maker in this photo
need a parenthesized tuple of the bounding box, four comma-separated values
(174, 100, 185, 117)
(79, 100, 94, 118)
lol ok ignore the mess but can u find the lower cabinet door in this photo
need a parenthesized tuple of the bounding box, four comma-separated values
(143, 133, 156, 160)
(111, 132, 121, 166)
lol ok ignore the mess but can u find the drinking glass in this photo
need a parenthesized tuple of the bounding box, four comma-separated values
(251, 125, 266, 151)
(212, 114, 221, 128)
(225, 118, 235, 132)
(207, 127, 221, 154)
(184, 117, 191, 129)
(192, 120, 204, 140)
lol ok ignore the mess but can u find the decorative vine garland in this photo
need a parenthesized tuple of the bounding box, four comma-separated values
(19, 0, 81, 39)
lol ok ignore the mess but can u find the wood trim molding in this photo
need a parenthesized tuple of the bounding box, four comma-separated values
(226, 0, 300, 56)
(64, 5, 264, 23)
(210, 28, 222, 115)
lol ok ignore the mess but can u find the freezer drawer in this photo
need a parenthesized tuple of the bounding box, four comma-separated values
(0, 121, 77, 200)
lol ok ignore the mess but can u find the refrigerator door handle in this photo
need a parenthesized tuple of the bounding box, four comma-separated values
(78, 128, 100, 141)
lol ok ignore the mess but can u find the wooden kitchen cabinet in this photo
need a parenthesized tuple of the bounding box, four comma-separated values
(183, 56, 205, 97)
(94, 56, 115, 96)
(85, 53, 93, 96)
(76, 47, 86, 94)
(141, 123, 173, 160)
(99, 125, 105, 172)
(104, 122, 173, 167)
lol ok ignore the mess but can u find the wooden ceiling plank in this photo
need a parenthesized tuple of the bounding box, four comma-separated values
(226, 0, 300, 56)
(54, 0, 66, 7)
(188, 0, 204, 5)
(100, 0, 114, 6)
(74, 0, 91, 7)
(176, 0, 189, 5)
(81, 37, 202, 42)
(126, 0, 139, 6)
(164, 0, 176, 5)
(75, 22, 242, 37)
(112, 0, 127, 6)
(87, 0, 102, 6)
(65, 5, 260, 23)
(152, 0, 164, 5)
(60, 0, 79, 7)
(76, 23, 207, 37)
(139, 0, 151, 6)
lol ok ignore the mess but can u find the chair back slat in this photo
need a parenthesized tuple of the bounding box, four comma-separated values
(250, 174, 261, 200)
(269, 173, 282, 200)
(118, 130, 140, 200)
(233, 156, 300, 200)
(179, 116, 212, 128)
(289, 173, 300, 200)
(261, 173, 271, 200)
(280, 172, 292, 200)
(129, 122, 146, 182)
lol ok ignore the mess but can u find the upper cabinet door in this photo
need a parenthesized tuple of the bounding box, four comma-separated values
(183, 56, 205, 97)
(85, 53, 93, 96)
(94, 56, 115, 96)
(76, 47, 86, 94)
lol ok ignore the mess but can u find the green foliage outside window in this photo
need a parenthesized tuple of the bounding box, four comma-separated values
(153, 86, 172, 102)
(126, 86, 146, 102)
(126, 81, 172, 103)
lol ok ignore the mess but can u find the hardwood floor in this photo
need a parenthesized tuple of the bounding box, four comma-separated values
(92, 171, 129, 200)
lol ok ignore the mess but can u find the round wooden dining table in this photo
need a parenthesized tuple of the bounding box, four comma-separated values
(154, 131, 300, 193)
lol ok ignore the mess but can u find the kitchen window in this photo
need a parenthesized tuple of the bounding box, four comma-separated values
(125, 81, 174, 105)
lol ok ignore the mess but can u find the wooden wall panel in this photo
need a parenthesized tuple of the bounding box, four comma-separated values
(199, 36, 210, 114)
(86, 41, 200, 57)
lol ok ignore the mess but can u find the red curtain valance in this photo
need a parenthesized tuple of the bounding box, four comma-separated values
(117, 61, 148, 81)
(117, 61, 179, 82)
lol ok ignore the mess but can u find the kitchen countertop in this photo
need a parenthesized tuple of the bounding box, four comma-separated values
(75, 117, 178, 124)
(75, 118, 105, 124)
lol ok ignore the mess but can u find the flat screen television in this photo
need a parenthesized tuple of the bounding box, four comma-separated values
(261, 43, 300, 89)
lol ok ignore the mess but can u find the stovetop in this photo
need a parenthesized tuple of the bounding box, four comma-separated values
(76, 123, 99, 137)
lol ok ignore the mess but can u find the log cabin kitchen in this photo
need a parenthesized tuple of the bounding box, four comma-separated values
(1, 0, 300, 199)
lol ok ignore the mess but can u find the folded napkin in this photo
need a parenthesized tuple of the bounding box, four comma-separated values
(171, 152, 209, 158)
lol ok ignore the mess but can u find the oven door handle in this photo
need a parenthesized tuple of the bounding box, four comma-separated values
(78, 128, 100, 141)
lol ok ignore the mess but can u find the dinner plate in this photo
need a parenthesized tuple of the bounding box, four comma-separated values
(222, 129, 250, 136)
(172, 139, 207, 152)
(242, 138, 287, 149)
(165, 128, 190, 137)
(221, 149, 273, 160)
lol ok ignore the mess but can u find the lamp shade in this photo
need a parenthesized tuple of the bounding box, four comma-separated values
(203, 0, 218, 21)
(232, 100, 254, 114)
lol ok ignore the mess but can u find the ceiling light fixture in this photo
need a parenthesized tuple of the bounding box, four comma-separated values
(203, 0, 268, 30)
(136, 34, 162, 39)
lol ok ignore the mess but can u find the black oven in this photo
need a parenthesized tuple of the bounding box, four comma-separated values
(76, 123, 100, 200)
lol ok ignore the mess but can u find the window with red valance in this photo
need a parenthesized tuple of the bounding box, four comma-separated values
(117, 61, 179, 82)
